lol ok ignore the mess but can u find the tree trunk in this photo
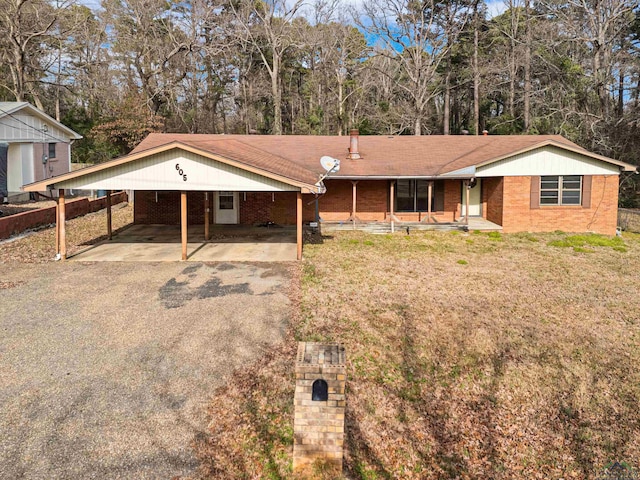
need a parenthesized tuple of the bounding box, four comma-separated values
(473, 7, 480, 135)
(523, 0, 531, 132)
(618, 69, 624, 117)
(444, 54, 451, 135)
(414, 115, 421, 136)
(271, 54, 282, 135)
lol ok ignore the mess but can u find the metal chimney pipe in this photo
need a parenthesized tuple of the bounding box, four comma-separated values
(348, 129, 361, 159)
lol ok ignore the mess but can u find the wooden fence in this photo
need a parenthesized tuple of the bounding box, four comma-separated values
(618, 208, 640, 233)
(0, 192, 127, 240)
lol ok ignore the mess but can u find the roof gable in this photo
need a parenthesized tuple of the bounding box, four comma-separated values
(0, 102, 82, 141)
(24, 142, 321, 193)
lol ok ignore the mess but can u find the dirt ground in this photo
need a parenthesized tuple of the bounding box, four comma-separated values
(0, 260, 292, 479)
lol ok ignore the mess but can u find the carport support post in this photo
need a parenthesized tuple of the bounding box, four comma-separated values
(106, 190, 112, 240)
(204, 192, 210, 241)
(58, 189, 66, 260)
(181, 191, 188, 260)
(297, 191, 303, 261)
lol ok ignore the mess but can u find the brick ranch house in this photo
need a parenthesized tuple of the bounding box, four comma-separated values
(23, 131, 637, 260)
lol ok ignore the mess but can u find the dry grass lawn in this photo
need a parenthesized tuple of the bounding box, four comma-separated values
(0, 203, 133, 263)
(196, 229, 640, 480)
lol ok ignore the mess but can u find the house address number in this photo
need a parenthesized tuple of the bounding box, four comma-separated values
(175, 163, 187, 181)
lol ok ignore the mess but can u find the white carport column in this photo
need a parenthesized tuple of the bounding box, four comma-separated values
(181, 191, 188, 261)
(297, 192, 303, 261)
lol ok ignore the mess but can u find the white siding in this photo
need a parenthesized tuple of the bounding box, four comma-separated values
(21, 143, 34, 185)
(476, 146, 620, 177)
(7, 144, 22, 192)
(0, 112, 72, 143)
(54, 149, 300, 191)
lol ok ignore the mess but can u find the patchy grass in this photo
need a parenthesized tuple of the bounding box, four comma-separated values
(196, 230, 640, 479)
(547, 233, 625, 249)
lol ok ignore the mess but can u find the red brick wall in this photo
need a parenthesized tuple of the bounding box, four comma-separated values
(240, 192, 305, 225)
(134, 190, 313, 226)
(318, 180, 390, 222)
(482, 177, 504, 225)
(318, 179, 461, 222)
(501, 175, 619, 235)
(0, 192, 127, 240)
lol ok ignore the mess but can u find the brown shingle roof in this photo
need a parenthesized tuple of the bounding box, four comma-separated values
(133, 133, 623, 178)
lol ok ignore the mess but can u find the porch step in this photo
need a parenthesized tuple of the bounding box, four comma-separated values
(321, 222, 466, 234)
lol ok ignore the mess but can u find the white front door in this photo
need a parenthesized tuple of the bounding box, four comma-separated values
(461, 179, 482, 217)
(215, 191, 238, 224)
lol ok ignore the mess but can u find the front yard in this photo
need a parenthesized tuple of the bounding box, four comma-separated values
(196, 229, 640, 479)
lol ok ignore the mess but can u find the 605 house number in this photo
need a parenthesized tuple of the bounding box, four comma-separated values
(175, 163, 187, 181)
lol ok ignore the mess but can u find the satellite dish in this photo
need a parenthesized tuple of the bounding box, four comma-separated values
(320, 156, 340, 172)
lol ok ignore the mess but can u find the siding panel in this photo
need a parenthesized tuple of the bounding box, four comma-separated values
(55, 150, 300, 191)
(476, 146, 621, 177)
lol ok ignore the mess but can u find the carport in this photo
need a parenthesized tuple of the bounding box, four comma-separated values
(23, 140, 323, 261)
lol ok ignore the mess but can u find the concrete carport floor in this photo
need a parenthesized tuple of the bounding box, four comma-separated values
(71, 224, 298, 262)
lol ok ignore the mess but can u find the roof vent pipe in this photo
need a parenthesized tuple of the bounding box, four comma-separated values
(348, 129, 361, 159)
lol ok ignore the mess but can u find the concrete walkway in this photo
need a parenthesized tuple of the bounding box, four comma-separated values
(71, 224, 297, 262)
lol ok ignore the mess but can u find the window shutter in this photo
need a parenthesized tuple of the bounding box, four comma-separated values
(582, 176, 592, 208)
(530, 176, 540, 209)
(434, 181, 445, 212)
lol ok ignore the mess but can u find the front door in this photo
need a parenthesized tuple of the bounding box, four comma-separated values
(461, 179, 482, 217)
(215, 191, 238, 224)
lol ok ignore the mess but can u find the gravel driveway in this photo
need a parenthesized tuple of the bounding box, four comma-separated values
(0, 261, 291, 479)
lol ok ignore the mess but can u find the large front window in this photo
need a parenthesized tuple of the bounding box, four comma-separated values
(396, 180, 441, 212)
(540, 175, 582, 205)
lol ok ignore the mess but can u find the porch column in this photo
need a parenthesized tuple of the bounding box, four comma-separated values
(204, 192, 210, 241)
(346, 181, 360, 228)
(296, 191, 303, 261)
(390, 181, 395, 233)
(58, 189, 66, 260)
(464, 180, 470, 226)
(181, 191, 188, 260)
(426, 181, 433, 223)
(106, 189, 112, 240)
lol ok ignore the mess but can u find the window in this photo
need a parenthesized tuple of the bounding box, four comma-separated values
(218, 192, 234, 210)
(48, 143, 56, 159)
(540, 175, 582, 205)
(396, 180, 441, 212)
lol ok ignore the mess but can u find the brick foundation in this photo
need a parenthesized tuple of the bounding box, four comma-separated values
(293, 343, 346, 475)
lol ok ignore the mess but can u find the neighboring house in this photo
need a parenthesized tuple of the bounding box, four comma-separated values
(24, 131, 637, 260)
(0, 102, 82, 202)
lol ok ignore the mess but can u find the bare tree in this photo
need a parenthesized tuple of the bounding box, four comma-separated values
(230, 0, 306, 135)
(359, 0, 465, 135)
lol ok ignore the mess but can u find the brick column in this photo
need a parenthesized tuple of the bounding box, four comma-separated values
(293, 342, 346, 474)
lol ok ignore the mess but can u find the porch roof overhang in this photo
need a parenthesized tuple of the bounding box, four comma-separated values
(23, 142, 323, 194)
(326, 174, 475, 181)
